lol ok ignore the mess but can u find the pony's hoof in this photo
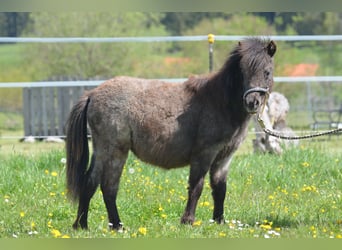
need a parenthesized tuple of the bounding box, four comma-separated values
(72, 223, 88, 230)
(213, 216, 225, 224)
(72, 219, 88, 230)
(109, 222, 125, 232)
(180, 215, 194, 225)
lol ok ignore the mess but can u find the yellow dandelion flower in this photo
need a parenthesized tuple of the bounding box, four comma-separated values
(301, 162, 310, 167)
(336, 234, 342, 239)
(260, 224, 272, 230)
(51, 229, 62, 238)
(51, 171, 58, 177)
(218, 232, 226, 237)
(49, 192, 56, 197)
(44, 170, 49, 175)
(200, 201, 210, 207)
(193, 220, 202, 226)
(158, 205, 163, 211)
(20, 211, 25, 218)
(268, 195, 275, 200)
(281, 189, 288, 195)
(31, 221, 36, 229)
(179, 195, 186, 201)
(161, 214, 167, 219)
(138, 227, 147, 235)
(61, 235, 71, 238)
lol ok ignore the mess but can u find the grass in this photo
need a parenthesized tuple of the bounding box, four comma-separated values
(0, 136, 341, 238)
(0, 44, 35, 113)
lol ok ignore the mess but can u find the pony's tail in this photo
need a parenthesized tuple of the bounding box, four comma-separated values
(65, 95, 91, 202)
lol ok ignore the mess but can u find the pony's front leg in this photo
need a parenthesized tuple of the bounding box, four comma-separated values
(181, 156, 212, 224)
(209, 157, 231, 224)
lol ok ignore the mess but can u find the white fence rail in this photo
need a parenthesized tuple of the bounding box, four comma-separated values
(2, 35, 342, 43)
(1, 76, 342, 89)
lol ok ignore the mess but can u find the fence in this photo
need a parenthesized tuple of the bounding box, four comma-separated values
(22, 86, 94, 138)
(1, 35, 342, 138)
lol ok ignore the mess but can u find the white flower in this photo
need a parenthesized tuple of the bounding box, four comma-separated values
(60, 158, 67, 164)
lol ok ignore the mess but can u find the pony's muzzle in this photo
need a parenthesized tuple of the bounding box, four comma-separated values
(243, 87, 269, 114)
(244, 94, 261, 114)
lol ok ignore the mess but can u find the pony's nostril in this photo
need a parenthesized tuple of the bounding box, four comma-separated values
(247, 101, 256, 110)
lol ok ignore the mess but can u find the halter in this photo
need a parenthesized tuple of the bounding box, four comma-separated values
(242, 87, 270, 101)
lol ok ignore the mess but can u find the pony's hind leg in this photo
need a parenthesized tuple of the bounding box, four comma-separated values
(73, 154, 100, 229)
(100, 149, 128, 231)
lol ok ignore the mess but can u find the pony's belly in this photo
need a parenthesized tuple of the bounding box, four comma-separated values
(131, 140, 191, 169)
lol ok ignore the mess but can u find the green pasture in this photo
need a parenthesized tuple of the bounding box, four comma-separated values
(0, 133, 341, 238)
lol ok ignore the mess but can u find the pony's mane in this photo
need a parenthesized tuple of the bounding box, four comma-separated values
(237, 37, 273, 73)
(184, 74, 211, 94)
(185, 37, 272, 98)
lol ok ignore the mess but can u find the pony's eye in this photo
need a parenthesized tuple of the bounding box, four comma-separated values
(264, 70, 270, 78)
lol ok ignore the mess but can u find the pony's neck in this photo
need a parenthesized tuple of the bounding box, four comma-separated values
(208, 55, 249, 123)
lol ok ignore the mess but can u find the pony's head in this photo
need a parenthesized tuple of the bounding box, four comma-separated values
(238, 38, 276, 114)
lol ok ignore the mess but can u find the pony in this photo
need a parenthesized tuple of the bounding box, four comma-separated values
(65, 37, 277, 230)
(253, 91, 299, 154)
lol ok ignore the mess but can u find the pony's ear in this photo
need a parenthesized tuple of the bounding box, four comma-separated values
(266, 40, 276, 57)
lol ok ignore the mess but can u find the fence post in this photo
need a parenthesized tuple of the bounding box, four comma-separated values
(208, 33, 215, 72)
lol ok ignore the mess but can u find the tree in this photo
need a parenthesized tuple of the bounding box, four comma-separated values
(161, 13, 231, 35)
(290, 12, 342, 35)
(24, 12, 171, 79)
(180, 13, 277, 73)
(0, 12, 30, 37)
